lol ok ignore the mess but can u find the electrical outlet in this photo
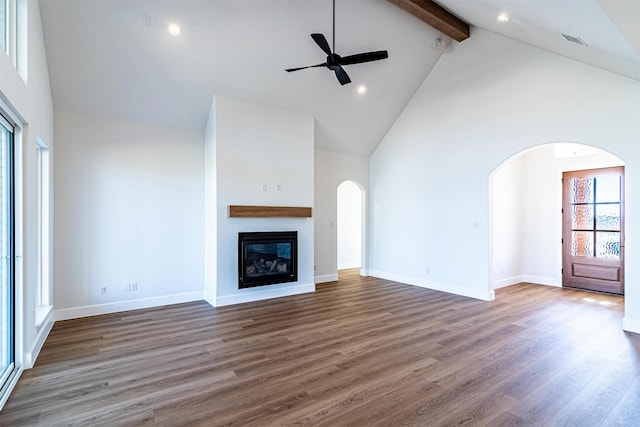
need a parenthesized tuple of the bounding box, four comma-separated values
(124, 282, 138, 292)
(101, 286, 108, 294)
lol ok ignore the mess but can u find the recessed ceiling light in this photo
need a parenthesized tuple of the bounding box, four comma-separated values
(497, 13, 510, 22)
(553, 143, 598, 158)
(357, 85, 367, 95)
(167, 23, 182, 37)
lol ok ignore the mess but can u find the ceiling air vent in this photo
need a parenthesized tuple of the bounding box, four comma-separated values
(561, 33, 589, 47)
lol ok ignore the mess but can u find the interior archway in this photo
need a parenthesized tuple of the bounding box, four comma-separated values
(488, 142, 625, 294)
(337, 180, 364, 273)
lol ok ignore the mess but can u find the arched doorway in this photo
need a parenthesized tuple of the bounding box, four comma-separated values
(489, 142, 625, 293)
(337, 180, 364, 273)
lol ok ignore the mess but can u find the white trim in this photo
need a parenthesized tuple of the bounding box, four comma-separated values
(522, 275, 561, 287)
(315, 274, 338, 284)
(209, 283, 315, 307)
(493, 275, 523, 289)
(0, 112, 13, 131)
(24, 309, 54, 369)
(54, 292, 203, 321)
(623, 317, 640, 335)
(34, 304, 52, 329)
(35, 137, 51, 318)
(369, 270, 495, 301)
(0, 96, 23, 412)
(203, 290, 216, 308)
(359, 269, 370, 277)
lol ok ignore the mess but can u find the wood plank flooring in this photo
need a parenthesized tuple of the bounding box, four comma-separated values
(2, 269, 639, 426)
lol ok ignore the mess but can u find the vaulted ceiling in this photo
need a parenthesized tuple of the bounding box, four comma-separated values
(39, 0, 640, 157)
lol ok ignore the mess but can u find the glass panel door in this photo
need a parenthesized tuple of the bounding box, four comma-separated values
(0, 113, 14, 390)
(563, 167, 624, 295)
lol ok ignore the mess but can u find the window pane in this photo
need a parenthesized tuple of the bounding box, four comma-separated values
(596, 204, 620, 231)
(0, 118, 12, 388)
(571, 205, 594, 230)
(571, 178, 593, 204)
(572, 231, 593, 257)
(596, 175, 621, 203)
(596, 232, 620, 258)
(0, 0, 6, 51)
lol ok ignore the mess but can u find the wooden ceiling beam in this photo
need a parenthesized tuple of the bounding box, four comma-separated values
(386, 0, 470, 42)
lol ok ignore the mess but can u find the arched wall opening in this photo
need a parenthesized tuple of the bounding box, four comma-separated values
(337, 180, 365, 273)
(488, 142, 625, 293)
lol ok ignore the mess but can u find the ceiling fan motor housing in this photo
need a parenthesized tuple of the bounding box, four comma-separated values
(327, 53, 342, 70)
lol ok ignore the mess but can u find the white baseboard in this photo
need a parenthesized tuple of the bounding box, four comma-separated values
(360, 269, 369, 277)
(24, 310, 55, 369)
(209, 283, 315, 307)
(315, 274, 338, 284)
(55, 292, 204, 321)
(522, 275, 561, 287)
(203, 290, 216, 308)
(623, 317, 640, 335)
(493, 275, 524, 290)
(369, 270, 495, 301)
(337, 262, 361, 270)
(494, 275, 560, 289)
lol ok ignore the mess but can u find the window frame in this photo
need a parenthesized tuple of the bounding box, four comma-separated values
(0, 111, 15, 396)
(35, 138, 51, 328)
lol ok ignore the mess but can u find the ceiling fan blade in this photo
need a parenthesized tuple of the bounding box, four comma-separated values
(340, 50, 389, 66)
(311, 33, 332, 55)
(285, 63, 327, 72)
(334, 66, 351, 85)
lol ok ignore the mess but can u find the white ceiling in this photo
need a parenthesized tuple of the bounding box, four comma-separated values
(39, 0, 640, 157)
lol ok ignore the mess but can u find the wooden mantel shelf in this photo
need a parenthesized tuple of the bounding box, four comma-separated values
(228, 205, 312, 218)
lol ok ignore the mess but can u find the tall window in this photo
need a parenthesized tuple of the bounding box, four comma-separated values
(0, 112, 14, 392)
(1, 0, 6, 51)
(35, 140, 51, 327)
(1, 0, 17, 66)
(0, 0, 8, 50)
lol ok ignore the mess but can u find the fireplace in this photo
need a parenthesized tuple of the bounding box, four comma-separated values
(238, 231, 298, 289)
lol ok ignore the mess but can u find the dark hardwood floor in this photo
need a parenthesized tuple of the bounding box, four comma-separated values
(2, 269, 639, 426)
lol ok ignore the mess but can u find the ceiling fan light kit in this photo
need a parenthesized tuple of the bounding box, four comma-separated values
(286, 0, 389, 86)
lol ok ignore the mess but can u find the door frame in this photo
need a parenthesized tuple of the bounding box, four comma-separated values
(562, 166, 625, 294)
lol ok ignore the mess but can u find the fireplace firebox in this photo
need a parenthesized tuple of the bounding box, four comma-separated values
(238, 231, 298, 289)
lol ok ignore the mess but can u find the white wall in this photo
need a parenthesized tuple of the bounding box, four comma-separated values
(53, 111, 204, 319)
(370, 29, 640, 332)
(314, 149, 369, 283)
(0, 0, 55, 402)
(337, 181, 362, 270)
(491, 144, 624, 290)
(490, 155, 524, 289)
(204, 96, 315, 306)
(203, 97, 217, 304)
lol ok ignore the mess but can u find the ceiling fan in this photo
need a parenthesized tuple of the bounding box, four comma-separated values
(285, 0, 389, 86)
